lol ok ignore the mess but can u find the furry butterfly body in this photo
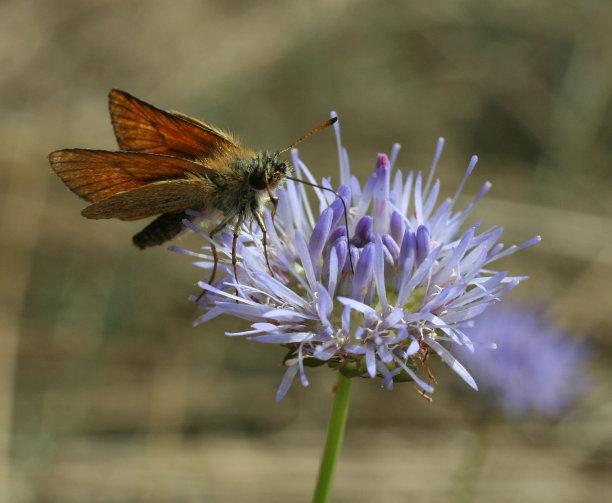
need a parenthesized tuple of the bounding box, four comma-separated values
(49, 90, 309, 251)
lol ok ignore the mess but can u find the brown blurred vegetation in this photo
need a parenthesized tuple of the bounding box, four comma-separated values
(0, 1, 611, 501)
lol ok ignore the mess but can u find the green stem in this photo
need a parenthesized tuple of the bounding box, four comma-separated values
(312, 372, 353, 503)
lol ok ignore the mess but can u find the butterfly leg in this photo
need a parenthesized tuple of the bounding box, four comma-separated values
(206, 223, 227, 284)
(231, 211, 245, 282)
(209, 242, 219, 284)
(265, 174, 279, 221)
(195, 217, 233, 301)
(252, 209, 273, 277)
(195, 240, 219, 302)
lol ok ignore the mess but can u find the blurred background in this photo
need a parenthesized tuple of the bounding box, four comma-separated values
(1, 0, 611, 501)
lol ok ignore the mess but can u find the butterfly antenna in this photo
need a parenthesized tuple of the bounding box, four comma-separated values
(286, 176, 354, 274)
(279, 117, 338, 154)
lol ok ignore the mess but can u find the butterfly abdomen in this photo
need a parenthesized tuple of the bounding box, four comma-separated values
(133, 211, 193, 249)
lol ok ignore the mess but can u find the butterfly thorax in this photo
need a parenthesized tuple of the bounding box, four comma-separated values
(201, 149, 288, 219)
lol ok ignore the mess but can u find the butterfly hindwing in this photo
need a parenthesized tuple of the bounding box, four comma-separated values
(81, 178, 213, 221)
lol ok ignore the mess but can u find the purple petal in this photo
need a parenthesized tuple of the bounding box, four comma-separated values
(424, 336, 477, 390)
(276, 364, 299, 402)
(253, 332, 319, 343)
(392, 354, 434, 393)
(376, 342, 393, 363)
(341, 305, 351, 333)
(337, 297, 378, 317)
(295, 230, 317, 291)
(350, 242, 375, 301)
(373, 153, 391, 233)
(450, 155, 478, 208)
(374, 235, 388, 310)
(365, 343, 377, 377)
(329, 185, 351, 229)
(316, 283, 334, 323)
(354, 215, 373, 244)
(262, 309, 316, 322)
(326, 245, 339, 299)
(389, 211, 405, 245)
(298, 344, 310, 387)
(381, 308, 404, 329)
(309, 207, 333, 264)
(413, 171, 423, 225)
(382, 234, 400, 265)
(389, 143, 401, 169)
(397, 246, 441, 307)
(415, 225, 430, 266)
(424, 137, 445, 195)
(251, 272, 309, 308)
(399, 229, 416, 269)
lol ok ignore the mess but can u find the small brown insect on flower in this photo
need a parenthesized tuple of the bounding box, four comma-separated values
(49, 90, 347, 288)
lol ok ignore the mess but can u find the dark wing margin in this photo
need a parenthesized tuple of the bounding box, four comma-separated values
(49, 149, 204, 203)
(108, 89, 235, 160)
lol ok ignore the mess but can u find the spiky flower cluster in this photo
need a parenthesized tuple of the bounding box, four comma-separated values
(174, 116, 539, 401)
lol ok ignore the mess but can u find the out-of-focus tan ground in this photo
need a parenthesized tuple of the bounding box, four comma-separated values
(1, 1, 610, 501)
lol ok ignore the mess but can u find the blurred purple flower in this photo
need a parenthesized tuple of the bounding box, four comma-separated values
(174, 115, 540, 401)
(456, 304, 589, 418)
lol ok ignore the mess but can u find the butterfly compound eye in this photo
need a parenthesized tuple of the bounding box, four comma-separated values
(248, 170, 268, 190)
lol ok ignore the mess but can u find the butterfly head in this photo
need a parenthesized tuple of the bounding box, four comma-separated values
(248, 152, 290, 191)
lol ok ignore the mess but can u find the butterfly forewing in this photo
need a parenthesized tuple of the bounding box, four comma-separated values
(49, 149, 204, 203)
(108, 89, 236, 160)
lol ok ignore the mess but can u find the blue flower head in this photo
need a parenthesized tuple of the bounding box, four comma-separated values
(455, 303, 590, 418)
(174, 115, 540, 401)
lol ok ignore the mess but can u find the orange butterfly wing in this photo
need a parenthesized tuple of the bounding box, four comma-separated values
(49, 91, 244, 248)
(48, 149, 205, 203)
(108, 89, 236, 160)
